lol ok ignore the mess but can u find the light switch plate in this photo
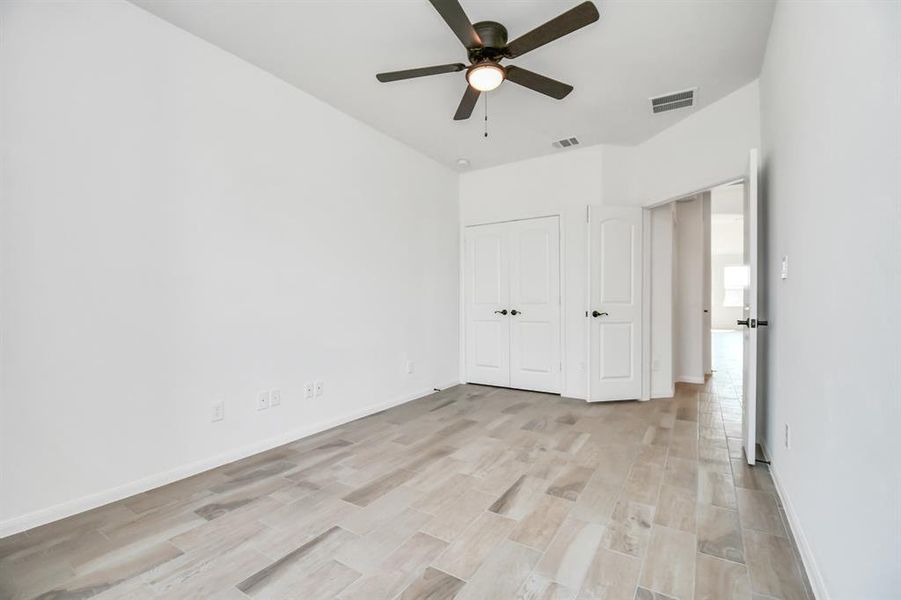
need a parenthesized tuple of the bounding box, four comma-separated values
(270, 389, 281, 407)
(314, 381, 324, 397)
(212, 400, 224, 422)
(256, 390, 270, 411)
(304, 383, 314, 399)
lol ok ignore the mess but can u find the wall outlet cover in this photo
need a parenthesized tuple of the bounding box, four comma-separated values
(212, 400, 224, 422)
(304, 383, 314, 399)
(270, 389, 281, 406)
(314, 381, 324, 396)
(256, 390, 270, 411)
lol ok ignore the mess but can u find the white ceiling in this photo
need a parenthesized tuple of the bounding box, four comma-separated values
(130, 0, 775, 170)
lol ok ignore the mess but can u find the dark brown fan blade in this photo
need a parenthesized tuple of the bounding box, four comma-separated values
(428, 0, 482, 50)
(505, 1, 599, 58)
(376, 63, 466, 82)
(454, 85, 480, 120)
(505, 66, 573, 99)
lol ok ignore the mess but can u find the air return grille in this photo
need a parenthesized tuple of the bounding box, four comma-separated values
(650, 88, 696, 114)
(553, 137, 580, 149)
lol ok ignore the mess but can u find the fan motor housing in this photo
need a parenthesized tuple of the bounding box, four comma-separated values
(469, 21, 508, 62)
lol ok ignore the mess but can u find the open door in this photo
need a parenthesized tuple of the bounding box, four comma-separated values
(741, 149, 759, 465)
(588, 206, 643, 402)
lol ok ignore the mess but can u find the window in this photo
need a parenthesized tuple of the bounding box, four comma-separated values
(723, 265, 749, 308)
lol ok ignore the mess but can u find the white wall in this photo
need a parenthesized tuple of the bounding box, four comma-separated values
(759, 1, 901, 598)
(602, 81, 760, 207)
(649, 204, 674, 398)
(459, 147, 603, 400)
(673, 196, 706, 383)
(0, 1, 459, 534)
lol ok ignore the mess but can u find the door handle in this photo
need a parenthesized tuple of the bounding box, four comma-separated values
(592, 311, 608, 318)
(494, 309, 508, 315)
(510, 310, 521, 316)
(737, 319, 750, 327)
(758, 320, 768, 327)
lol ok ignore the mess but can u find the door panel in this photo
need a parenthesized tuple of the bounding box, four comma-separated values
(509, 217, 561, 393)
(465, 223, 510, 387)
(742, 150, 760, 465)
(599, 220, 635, 304)
(590, 207, 643, 401)
(599, 321, 634, 380)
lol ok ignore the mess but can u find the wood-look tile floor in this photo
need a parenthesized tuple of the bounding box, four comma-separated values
(1, 343, 813, 599)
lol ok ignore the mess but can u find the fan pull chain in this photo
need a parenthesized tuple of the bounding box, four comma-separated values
(483, 93, 489, 138)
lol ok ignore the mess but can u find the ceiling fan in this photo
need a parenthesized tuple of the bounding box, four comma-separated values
(376, 0, 600, 120)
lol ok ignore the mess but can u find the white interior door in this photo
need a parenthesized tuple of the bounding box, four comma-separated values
(465, 223, 510, 387)
(589, 206, 643, 401)
(742, 149, 760, 465)
(509, 217, 560, 393)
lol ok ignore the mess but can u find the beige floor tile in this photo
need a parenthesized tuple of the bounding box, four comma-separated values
(697, 468, 737, 509)
(578, 546, 641, 600)
(639, 525, 696, 600)
(600, 500, 654, 558)
(2, 361, 808, 600)
(694, 553, 751, 600)
(510, 493, 575, 551)
(535, 518, 605, 589)
(547, 465, 595, 501)
(455, 539, 540, 599)
(396, 566, 465, 600)
(697, 504, 744, 564)
(431, 510, 517, 580)
(744, 529, 808, 600)
(735, 489, 786, 536)
(516, 573, 578, 600)
(653, 485, 697, 532)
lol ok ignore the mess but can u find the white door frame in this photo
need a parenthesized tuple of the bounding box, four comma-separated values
(460, 214, 565, 395)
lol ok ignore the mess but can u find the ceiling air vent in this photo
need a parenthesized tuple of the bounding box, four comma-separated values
(553, 137, 580, 149)
(650, 88, 696, 114)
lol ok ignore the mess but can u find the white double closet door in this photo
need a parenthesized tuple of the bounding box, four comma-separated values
(464, 216, 561, 393)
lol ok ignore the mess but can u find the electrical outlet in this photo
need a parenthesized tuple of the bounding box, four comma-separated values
(304, 382, 314, 398)
(784, 423, 791, 449)
(212, 400, 224, 422)
(270, 389, 281, 407)
(256, 390, 270, 411)
(314, 381, 324, 397)
(405, 360, 414, 374)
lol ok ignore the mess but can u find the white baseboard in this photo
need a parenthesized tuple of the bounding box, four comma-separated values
(675, 375, 705, 384)
(762, 444, 829, 600)
(0, 382, 459, 539)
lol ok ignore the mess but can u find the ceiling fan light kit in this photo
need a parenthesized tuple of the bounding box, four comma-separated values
(467, 62, 505, 92)
(376, 0, 600, 121)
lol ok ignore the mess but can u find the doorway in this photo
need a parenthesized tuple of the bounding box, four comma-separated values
(710, 181, 746, 396)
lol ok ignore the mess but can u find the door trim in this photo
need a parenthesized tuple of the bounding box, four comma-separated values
(461, 215, 564, 396)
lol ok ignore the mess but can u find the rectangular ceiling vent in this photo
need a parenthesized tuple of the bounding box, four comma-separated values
(650, 88, 696, 114)
(553, 137, 580, 149)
